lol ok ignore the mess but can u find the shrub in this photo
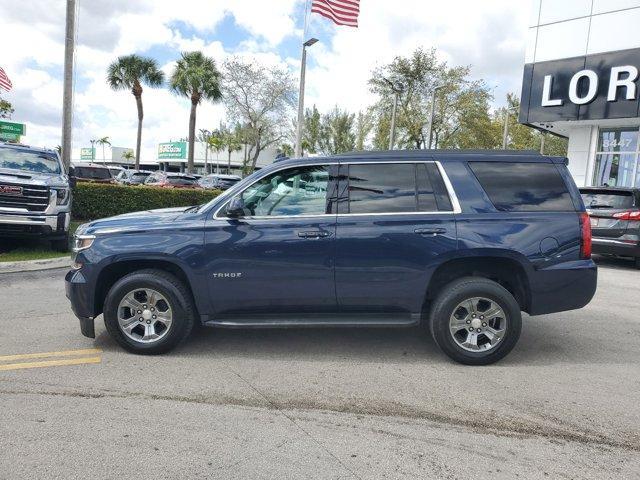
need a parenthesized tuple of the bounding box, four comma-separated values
(72, 182, 222, 220)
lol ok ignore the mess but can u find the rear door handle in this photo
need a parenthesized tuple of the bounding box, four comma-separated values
(298, 230, 332, 239)
(414, 228, 447, 235)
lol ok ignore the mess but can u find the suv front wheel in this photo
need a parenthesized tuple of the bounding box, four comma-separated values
(429, 277, 522, 365)
(103, 269, 195, 354)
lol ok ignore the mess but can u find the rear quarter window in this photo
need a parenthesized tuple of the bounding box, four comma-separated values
(469, 161, 575, 212)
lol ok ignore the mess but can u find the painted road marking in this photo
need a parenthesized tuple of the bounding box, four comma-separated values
(0, 348, 102, 363)
(0, 356, 102, 372)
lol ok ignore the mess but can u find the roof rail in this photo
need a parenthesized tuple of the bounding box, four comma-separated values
(335, 149, 541, 157)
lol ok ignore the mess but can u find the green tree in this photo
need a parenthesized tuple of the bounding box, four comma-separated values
(318, 107, 356, 155)
(369, 47, 494, 150)
(122, 150, 135, 163)
(221, 124, 243, 173)
(354, 110, 373, 150)
(96, 136, 111, 163)
(0, 98, 14, 119)
(496, 94, 568, 156)
(170, 51, 222, 173)
(302, 105, 322, 155)
(107, 54, 164, 170)
(198, 129, 212, 174)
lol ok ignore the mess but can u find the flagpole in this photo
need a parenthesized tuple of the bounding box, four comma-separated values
(295, 0, 314, 158)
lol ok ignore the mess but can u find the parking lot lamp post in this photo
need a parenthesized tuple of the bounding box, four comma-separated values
(426, 85, 444, 149)
(295, 37, 318, 158)
(502, 106, 519, 149)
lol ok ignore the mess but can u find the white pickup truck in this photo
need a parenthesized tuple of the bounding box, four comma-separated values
(0, 142, 71, 251)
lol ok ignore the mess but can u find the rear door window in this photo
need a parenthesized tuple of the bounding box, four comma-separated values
(469, 161, 575, 212)
(346, 163, 453, 214)
(580, 190, 635, 209)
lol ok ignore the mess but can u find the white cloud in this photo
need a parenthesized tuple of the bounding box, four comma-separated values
(0, 0, 531, 160)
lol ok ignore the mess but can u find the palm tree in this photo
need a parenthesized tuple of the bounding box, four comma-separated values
(96, 136, 111, 164)
(198, 129, 212, 174)
(207, 132, 224, 174)
(223, 127, 242, 174)
(122, 150, 135, 164)
(170, 51, 222, 174)
(107, 54, 164, 170)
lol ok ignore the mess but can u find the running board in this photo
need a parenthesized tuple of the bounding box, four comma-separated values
(203, 314, 420, 329)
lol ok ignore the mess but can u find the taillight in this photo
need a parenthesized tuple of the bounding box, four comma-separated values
(579, 212, 592, 260)
(612, 210, 640, 220)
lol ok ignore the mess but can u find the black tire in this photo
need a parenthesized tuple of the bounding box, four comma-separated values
(103, 269, 195, 354)
(51, 233, 69, 252)
(429, 277, 522, 366)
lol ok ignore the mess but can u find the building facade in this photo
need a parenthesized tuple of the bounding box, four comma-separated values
(520, 0, 640, 187)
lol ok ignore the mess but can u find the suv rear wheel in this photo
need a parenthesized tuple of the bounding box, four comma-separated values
(103, 269, 195, 354)
(429, 277, 522, 365)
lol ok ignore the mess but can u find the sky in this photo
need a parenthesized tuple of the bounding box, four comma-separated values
(0, 0, 532, 161)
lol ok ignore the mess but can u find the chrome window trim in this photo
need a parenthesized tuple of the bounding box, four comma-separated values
(212, 159, 461, 220)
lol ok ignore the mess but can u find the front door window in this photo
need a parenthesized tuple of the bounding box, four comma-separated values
(232, 165, 329, 217)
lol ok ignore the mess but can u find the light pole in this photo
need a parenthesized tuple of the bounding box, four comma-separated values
(90, 139, 96, 161)
(384, 78, 403, 150)
(502, 106, 519, 149)
(294, 37, 318, 158)
(61, 0, 76, 170)
(425, 85, 444, 149)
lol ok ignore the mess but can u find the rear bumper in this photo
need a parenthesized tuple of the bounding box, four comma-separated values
(65, 269, 96, 338)
(528, 259, 597, 316)
(592, 237, 640, 258)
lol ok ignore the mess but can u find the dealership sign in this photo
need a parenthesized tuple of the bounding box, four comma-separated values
(158, 141, 187, 159)
(80, 148, 95, 160)
(520, 48, 640, 124)
(0, 120, 26, 136)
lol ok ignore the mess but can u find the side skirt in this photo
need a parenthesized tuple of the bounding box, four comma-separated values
(202, 313, 421, 329)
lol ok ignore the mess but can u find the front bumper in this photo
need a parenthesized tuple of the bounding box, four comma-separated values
(592, 237, 640, 258)
(65, 268, 96, 338)
(0, 212, 70, 237)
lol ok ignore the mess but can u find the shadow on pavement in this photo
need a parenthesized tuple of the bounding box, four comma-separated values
(593, 254, 637, 271)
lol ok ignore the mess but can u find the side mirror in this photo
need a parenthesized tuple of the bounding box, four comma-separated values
(226, 196, 245, 218)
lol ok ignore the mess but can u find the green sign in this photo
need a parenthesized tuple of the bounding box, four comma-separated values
(80, 148, 95, 160)
(158, 141, 187, 159)
(0, 121, 26, 136)
(0, 132, 20, 142)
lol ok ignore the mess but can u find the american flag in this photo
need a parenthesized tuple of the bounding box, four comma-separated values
(0, 67, 12, 92)
(311, 0, 360, 27)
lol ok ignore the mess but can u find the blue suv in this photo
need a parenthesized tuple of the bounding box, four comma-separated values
(66, 150, 597, 365)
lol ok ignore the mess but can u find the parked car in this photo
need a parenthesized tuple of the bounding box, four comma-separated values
(66, 150, 597, 365)
(198, 174, 242, 190)
(0, 142, 71, 250)
(580, 186, 640, 268)
(108, 166, 125, 178)
(69, 163, 115, 184)
(144, 172, 200, 189)
(116, 169, 153, 186)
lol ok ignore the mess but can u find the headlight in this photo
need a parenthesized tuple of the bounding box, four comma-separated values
(52, 187, 70, 205)
(73, 234, 96, 252)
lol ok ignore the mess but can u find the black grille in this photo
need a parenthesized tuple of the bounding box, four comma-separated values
(0, 183, 50, 212)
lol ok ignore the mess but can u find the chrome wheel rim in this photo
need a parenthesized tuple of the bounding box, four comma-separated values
(449, 297, 507, 353)
(117, 288, 173, 344)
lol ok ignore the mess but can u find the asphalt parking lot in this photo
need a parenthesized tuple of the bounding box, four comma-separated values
(1, 257, 639, 480)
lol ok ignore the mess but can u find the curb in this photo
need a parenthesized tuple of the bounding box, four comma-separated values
(0, 256, 70, 274)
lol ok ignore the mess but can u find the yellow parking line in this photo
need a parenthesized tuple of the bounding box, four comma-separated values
(0, 356, 102, 372)
(0, 348, 102, 363)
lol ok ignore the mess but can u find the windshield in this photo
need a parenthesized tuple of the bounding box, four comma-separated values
(581, 190, 634, 209)
(0, 148, 61, 174)
(73, 167, 112, 180)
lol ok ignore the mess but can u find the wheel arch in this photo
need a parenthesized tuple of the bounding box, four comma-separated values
(425, 252, 532, 314)
(94, 257, 200, 321)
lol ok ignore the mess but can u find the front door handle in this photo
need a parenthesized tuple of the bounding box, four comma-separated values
(414, 228, 447, 235)
(298, 230, 332, 239)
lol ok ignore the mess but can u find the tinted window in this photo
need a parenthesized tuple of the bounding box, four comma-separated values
(238, 165, 329, 217)
(416, 164, 437, 211)
(348, 164, 416, 213)
(168, 176, 197, 186)
(580, 190, 634, 209)
(469, 162, 574, 212)
(73, 167, 112, 180)
(425, 163, 453, 211)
